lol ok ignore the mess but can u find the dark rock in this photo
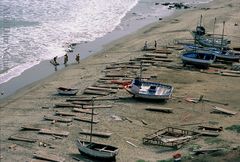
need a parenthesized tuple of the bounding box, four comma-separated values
(155, 3, 159, 5)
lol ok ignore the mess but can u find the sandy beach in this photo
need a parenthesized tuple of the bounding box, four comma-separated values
(1, 0, 240, 161)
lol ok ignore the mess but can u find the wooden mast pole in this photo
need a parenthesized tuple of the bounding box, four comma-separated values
(220, 21, 225, 51)
(212, 18, 216, 47)
(90, 98, 94, 143)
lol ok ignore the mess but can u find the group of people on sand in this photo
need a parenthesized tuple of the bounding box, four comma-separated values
(53, 53, 80, 65)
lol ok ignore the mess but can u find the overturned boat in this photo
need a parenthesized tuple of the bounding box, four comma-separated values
(124, 78, 173, 100)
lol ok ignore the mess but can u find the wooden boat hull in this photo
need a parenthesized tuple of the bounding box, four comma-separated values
(192, 32, 230, 49)
(125, 80, 173, 100)
(181, 51, 215, 68)
(184, 44, 239, 62)
(76, 140, 118, 160)
(57, 87, 79, 95)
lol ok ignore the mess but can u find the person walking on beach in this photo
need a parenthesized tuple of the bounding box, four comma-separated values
(75, 53, 80, 64)
(143, 41, 148, 50)
(64, 54, 68, 65)
(53, 56, 58, 64)
(154, 40, 157, 49)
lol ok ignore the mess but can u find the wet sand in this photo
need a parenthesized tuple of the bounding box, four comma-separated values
(1, 0, 240, 161)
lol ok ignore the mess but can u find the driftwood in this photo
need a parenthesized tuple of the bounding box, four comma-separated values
(145, 107, 173, 113)
(80, 130, 112, 138)
(44, 116, 72, 123)
(141, 120, 148, 125)
(73, 117, 99, 124)
(33, 151, 65, 162)
(71, 101, 90, 105)
(72, 108, 98, 115)
(9, 135, 38, 143)
(39, 129, 69, 137)
(82, 105, 112, 109)
(212, 106, 237, 115)
(126, 141, 137, 147)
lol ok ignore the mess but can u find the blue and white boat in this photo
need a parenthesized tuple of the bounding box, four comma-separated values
(184, 44, 239, 62)
(181, 50, 216, 68)
(124, 78, 173, 100)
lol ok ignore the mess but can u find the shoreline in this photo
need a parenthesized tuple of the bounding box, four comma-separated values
(0, 1, 174, 100)
(1, 0, 240, 161)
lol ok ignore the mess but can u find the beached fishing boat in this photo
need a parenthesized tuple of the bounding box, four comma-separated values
(76, 140, 119, 160)
(181, 50, 216, 68)
(57, 87, 79, 95)
(184, 44, 239, 62)
(76, 100, 119, 160)
(124, 78, 173, 100)
(193, 34, 230, 49)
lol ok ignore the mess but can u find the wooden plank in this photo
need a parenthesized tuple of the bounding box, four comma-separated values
(39, 129, 69, 137)
(82, 105, 112, 109)
(220, 72, 240, 77)
(83, 89, 109, 95)
(145, 107, 173, 113)
(212, 106, 237, 115)
(31, 159, 50, 162)
(33, 151, 65, 162)
(80, 130, 112, 138)
(198, 126, 223, 132)
(8, 135, 37, 143)
(72, 108, 98, 115)
(198, 131, 220, 137)
(161, 136, 192, 143)
(94, 84, 124, 89)
(54, 103, 80, 108)
(73, 117, 99, 124)
(55, 111, 76, 116)
(44, 116, 72, 123)
(193, 148, 224, 154)
(21, 125, 41, 131)
(153, 58, 173, 62)
(144, 53, 168, 58)
(71, 101, 91, 105)
(86, 86, 117, 93)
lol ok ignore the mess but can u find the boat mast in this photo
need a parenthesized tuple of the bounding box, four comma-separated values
(220, 21, 225, 51)
(212, 18, 216, 48)
(200, 14, 203, 27)
(90, 98, 94, 143)
(139, 61, 143, 81)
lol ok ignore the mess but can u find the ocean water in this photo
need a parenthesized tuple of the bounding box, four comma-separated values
(0, 0, 212, 85)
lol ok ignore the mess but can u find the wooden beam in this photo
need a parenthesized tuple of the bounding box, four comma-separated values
(39, 129, 69, 137)
(82, 105, 112, 109)
(73, 117, 99, 124)
(8, 135, 37, 143)
(72, 108, 98, 115)
(33, 151, 65, 162)
(145, 107, 173, 113)
(44, 116, 72, 123)
(212, 106, 237, 115)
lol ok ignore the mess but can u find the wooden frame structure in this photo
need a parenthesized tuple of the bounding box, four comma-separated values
(143, 127, 200, 149)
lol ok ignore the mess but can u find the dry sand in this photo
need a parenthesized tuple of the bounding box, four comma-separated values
(1, 0, 240, 161)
